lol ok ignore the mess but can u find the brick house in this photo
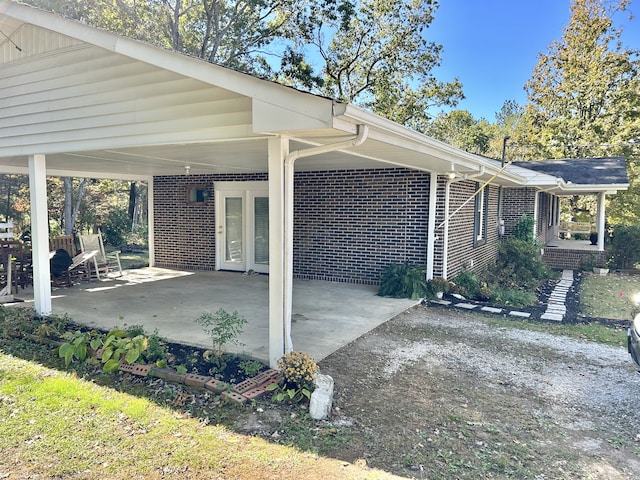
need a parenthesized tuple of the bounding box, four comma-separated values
(0, 3, 629, 365)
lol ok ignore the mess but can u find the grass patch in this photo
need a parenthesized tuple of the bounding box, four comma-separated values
(483, 316, 628, 348)
(116, 250, 149, 270)
(579, 272, 640, 321)
(0, 352, 397, 480)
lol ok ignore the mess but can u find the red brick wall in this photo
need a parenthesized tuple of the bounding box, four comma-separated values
(502, 187, 536, 236)
(153, 173, 266, 270)
(153, 169, 505, 284)
(440, 180, 500, 279)
(293, 169, 430, 284)
(543, 249, 606, 270)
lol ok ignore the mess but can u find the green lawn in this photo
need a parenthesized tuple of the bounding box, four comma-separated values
(579, 272, 640, 321)
(0, 352, 398, 480)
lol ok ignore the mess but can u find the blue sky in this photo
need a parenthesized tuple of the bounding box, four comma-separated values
(427, 0, 640, 121)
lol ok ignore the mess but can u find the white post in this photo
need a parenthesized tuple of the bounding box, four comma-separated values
(426, 173, 437, 280)
(533, 191, 540, 242)
(442, 179, 451, 279)
(597, 192, 606, 252)
(147, 177, 155, 267)
(28, 154, 52, 315)
(268, 137, 288, 368)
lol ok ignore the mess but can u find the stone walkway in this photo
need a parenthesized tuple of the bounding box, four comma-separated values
(429, 270, 575, 323)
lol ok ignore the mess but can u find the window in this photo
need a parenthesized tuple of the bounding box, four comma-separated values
(186, 185, 210, 205)
(474, 183, 489, 246)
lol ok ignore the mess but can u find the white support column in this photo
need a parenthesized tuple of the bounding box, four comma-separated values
(442, 179, 452, 279)
(28, 154, 52, 315)
(597, 192, 606, 251)
(426, 173, 438, 280)
(533, 191, 540, 242)
(268, 137, 288, 368)
(147, 177, 155, 267)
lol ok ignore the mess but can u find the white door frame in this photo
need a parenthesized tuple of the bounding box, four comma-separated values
(214, 181, 269, 273)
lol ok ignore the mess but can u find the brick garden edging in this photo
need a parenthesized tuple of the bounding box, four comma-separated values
(117, 360, 283, 405)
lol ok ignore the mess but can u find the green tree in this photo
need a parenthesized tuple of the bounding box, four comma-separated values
(427, 110, 494, 155)
(279, 0, 464, 131)
(521, 0, 640, 223)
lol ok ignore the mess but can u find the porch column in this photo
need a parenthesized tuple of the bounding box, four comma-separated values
(267, 136, 289, 368)
(147, 177, 155, 267)
(533, 191, 540, 241)
(442, 178, 452, 279)
(28, 154, 52, 315)
(596, 192, 606, 251)
(426, 172, 437, 280)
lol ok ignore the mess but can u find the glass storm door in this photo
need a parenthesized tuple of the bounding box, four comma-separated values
(215, 182, 269, 273)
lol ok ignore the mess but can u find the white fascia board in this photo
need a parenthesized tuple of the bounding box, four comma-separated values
(335, 104, 527, 183)
(252, 98, 334, 133)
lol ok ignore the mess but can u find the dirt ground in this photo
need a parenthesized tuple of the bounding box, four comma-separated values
(313, 305, 640, 479)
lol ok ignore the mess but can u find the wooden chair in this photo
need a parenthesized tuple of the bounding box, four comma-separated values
(79, 230, 123, 279)
(49, 235, 97, 287)
(49, 235, 76, 257)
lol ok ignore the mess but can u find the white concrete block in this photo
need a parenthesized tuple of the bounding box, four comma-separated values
(310, 373, 334, 420)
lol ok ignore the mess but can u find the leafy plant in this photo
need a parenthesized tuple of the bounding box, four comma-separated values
(269, 351, 317, 404)
(511, 214, 535, 242)
(100, 329, 148, 373)
(58, 330, 102, 367)
(451, 270, 481, 298)
(489, 238, 549, 289)
(195, 309, 247, 355)
(266, 382, 312, 403)
(378, 263, 428, 299)
(238, 358, 264, 377)
(427, 277, 451, 296)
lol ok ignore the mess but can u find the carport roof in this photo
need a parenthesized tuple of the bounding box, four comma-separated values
(0, 1, 629, 195)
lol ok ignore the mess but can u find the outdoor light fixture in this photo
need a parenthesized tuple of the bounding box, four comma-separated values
(184, 165, 191, 175)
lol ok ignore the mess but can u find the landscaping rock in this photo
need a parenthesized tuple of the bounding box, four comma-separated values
(309, 373, 334, 420)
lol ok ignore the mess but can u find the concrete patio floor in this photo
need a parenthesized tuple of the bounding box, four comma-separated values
(8, 268, 417, 364)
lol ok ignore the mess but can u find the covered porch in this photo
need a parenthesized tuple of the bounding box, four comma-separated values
(5, 268, 417, 363)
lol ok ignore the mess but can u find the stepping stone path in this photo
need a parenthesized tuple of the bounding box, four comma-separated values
(540, 269, 574, 322)
(430, 269, 575, 323)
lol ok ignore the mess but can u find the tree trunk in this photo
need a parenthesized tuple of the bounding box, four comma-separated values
(63, 177, 87, 235)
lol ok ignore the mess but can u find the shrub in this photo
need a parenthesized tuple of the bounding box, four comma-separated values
(101, 207, 131, 247)
(268, 351, 318, 404)
(378, 263, 428, 299)
(489, 286, 537, 307)
(512, 214, 535, 242)
(608, 224, 640, 270)
(451, 270, 481, 298)
(489, 238, 549, 289)
(195, 309, 247, 355)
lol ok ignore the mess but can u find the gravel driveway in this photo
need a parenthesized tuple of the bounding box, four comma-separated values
(319, 305, 640, 479)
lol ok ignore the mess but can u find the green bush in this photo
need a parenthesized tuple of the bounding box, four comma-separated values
(489, 286, 537, 307)
(608, 224, 640, 269)
(489, 238, 549, 289)
(512, 214, 535, 242)
(451, 270, 481, 298)
(378, 263, 428, 299)
(101, 207, 131, 247)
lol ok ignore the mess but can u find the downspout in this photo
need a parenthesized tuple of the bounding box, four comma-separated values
(281, 125, 369, 353)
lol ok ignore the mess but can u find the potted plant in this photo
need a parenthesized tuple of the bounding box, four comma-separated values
(428, 277, 451, 299)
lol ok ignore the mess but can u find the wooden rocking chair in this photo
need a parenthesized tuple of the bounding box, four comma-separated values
(79, 230, 122, 279)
